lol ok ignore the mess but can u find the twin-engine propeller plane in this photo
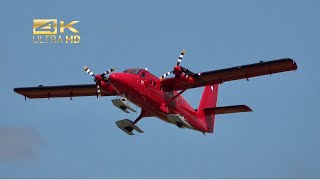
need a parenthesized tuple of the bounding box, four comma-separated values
(14, 50, 298, 135)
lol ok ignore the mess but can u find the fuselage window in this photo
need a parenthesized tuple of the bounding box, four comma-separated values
(141, 72, 146, 78)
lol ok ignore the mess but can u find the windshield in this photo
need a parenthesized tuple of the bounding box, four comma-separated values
(123, 69, 141, 74)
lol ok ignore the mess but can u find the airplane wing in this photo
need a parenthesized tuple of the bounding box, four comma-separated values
(14, 84, 118, 99)
(161, 58, 298, 91)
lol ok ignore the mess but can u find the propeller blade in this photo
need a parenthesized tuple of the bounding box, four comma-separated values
(84, 66, 95, 77)
(96, 84, 101, 96)
(177, 50, 186, 66)
(102, 68, 116, 76)
(160, 71, 173, 80)
(159, 50, 187, 80)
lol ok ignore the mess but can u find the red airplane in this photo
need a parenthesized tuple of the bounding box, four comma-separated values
(14, 50, 298, 135)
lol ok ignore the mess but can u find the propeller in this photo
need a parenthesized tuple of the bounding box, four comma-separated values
(83, 66, 115, 97)
(102, 68, 116, 76)
(160, 50, 191, 80)
(177, 50, 185, 66)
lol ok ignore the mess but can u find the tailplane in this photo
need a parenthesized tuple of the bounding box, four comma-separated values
(196, 85, 253, 133)
(202, 105, 252, 115)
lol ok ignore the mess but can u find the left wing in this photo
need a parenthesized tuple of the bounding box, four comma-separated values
(14, 84, 118, 99)
(161, 58, 297, 91)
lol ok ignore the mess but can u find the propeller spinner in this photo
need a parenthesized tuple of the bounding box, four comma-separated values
(160, 50, 190, 80)
(84, 66, 115, 97)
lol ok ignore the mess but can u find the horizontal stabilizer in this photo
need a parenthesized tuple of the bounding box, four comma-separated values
(202, 105, 252, 115)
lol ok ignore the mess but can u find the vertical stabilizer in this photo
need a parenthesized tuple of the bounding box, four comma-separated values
(197, 85, 219, 133)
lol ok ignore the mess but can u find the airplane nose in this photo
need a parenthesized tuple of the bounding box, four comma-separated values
(109, 73, 119, 85)
(109, 72, 126, 87)
(109, 73, 128, 94)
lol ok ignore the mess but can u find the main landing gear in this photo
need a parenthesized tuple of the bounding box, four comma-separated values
(115, 118, 143, 135)
(115, 110, 146, 135)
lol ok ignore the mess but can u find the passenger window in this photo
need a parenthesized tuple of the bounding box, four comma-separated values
(141, 72, 146, 78)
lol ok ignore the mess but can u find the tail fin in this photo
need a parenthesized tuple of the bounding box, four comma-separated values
(197, 85, 219, 133)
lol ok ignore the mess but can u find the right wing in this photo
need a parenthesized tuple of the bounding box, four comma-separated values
(14, 84, 118, 99)
(161, 58, 297, 91)
(194, 58, 297, 87)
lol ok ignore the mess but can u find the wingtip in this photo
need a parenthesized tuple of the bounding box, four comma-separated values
(243, 105, 253, 112)
(13, 88, 18, 93)
(292, 60, 298, 70)
(284, 58, 298, 70)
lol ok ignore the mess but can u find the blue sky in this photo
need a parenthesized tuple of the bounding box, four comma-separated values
(0, 0, 319, 178)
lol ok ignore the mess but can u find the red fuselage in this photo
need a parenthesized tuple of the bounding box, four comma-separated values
(105, 68, 207, 132)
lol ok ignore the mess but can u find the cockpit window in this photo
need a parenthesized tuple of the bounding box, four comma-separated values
(123, 69, 141, 74)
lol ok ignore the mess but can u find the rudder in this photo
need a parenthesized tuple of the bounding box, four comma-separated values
(197, 85, 219, 133)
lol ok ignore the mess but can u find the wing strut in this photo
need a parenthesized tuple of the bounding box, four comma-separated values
(133, 109, 153, 124)
(164, 88, 188, 105)
(133, 112, 144, 124)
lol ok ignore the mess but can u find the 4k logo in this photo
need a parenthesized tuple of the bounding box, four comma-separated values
(33, 19, 80, 44)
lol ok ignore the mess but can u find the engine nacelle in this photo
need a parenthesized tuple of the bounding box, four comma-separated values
(111, 97, 136, 113)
